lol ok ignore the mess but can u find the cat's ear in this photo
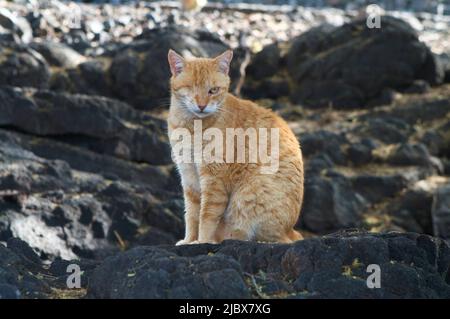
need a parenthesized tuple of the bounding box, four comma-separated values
(215, 50, 233, 75)
(168, 49, 185, 76)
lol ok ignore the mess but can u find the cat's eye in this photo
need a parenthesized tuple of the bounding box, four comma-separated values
(176, 87, 190, 96)
(208, 87, 219, 95)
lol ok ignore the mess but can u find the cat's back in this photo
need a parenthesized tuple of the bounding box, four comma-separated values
(224, 94, 300, 146)
(225, 94, 276, 124)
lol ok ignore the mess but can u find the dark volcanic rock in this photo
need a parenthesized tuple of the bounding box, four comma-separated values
(299, 130, 348, 165)
(299, 172, 366, 233)
(51, 60, 111, 97)
(439, 53, 450, 83)
(382, 183, 435, 234)
(0, 43, 50, 89)
(0, 8, 33, 43)
(0, 284, 21, 299)
(355, 117, 413, 144)
(0, 238, 50, 299)
(30, 41, 86, 68)
(87, 245, 251, 298)
(241, 77, 290, 100)
(383, 143, 443, 172)
(242, 42, 290, 99)
(0, 87, 171, 165)
(0, 238, 95, 298)
(0, 136, 109, 259)
(351, 175, 407, 203)
(287, 17, 443, 108)
(1, 232, 449, 299)
(361, 93, 450, 126)
(405, 80, 431, 94)
(86, 232, 450, 299)
(0, 129, 182, 260)
(432, 184, 450, 240)
(346, 142, 375, 165)
(246, 42, 282, 79)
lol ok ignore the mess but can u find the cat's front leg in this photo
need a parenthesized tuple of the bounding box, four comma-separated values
(197, 177, 228, 244)
(176, 163, 201, 246)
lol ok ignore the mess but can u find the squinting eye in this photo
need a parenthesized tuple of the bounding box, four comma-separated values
(208, 87, 219, 95)
(176, 88, 190, 96)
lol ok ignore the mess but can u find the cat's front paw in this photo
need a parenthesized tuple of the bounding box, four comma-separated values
(176, 239, 194, 246)
(190, 239, 218, 245)
(176, 239, 218, 246)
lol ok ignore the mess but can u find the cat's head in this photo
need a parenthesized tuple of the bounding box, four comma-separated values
(168, 49, 233, 118)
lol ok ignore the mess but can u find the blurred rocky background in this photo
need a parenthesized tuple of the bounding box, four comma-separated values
(0, 0, 450, 298)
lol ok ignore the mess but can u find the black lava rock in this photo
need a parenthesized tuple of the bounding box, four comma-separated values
(287, 17, 443, 108)
(85, 232, 450, 299)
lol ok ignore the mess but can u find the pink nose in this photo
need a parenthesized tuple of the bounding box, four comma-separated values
(198, 104, 207, 111)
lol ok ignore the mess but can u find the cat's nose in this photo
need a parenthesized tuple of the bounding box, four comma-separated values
(197, 104, 207, 111)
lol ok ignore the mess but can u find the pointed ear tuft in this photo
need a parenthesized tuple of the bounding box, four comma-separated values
(215, 50, 233, 75)
(168, 49, 185, 76)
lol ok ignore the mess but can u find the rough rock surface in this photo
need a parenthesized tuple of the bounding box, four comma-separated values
(0, 43, 50, 89)
(3, 232, 449, 299)
(0, 126, 182, 260)
(287, 17, 444, 108)
(0, 86, 171, 165)
(30, 41, 86, 68)
(286, 82, 450, 236)
(0, 7, 33, 43)
(432, 185, 450, 240)
(245, 17, 445, 108)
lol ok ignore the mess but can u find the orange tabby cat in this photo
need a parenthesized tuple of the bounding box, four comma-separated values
(167, 49, 304, 244)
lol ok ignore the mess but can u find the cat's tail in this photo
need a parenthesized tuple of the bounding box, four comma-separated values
(287, 229, 303, 242)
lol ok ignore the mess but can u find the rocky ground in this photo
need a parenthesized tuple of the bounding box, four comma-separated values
(2, 231, 450, 299)
(0, 0, 450, 299)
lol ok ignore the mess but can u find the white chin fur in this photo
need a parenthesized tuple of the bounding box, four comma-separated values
(188, 104, 217, 118)
(177, 100, 219, 118)
(191, 111, 213, 118)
